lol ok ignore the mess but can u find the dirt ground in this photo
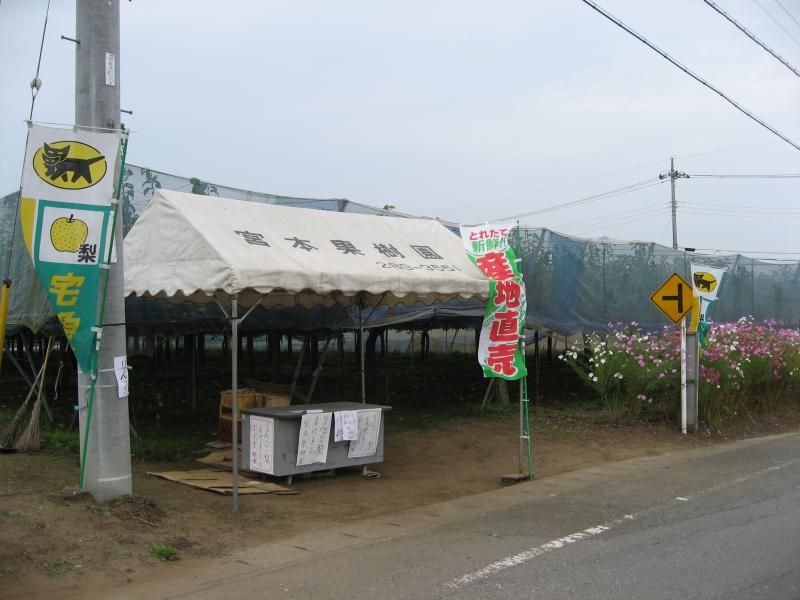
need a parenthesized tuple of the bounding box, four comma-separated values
(2, 409, 800, 598)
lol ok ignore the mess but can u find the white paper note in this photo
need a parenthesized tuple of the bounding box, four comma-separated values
(296, 412, 332, 466)
(334, 411, 359, 442)
(113, 355, 129, 398)
(348, 408, 382, 458)
(249, 416, 275, 474)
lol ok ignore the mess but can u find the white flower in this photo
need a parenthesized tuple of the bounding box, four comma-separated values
(600, 358, 606, 364)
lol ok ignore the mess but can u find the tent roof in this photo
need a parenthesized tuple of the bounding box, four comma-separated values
(124, 190, 489, 309)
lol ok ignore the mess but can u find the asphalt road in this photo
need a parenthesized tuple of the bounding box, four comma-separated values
(119, 432, 800, 600)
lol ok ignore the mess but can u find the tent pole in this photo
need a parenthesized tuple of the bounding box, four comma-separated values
(231, 295, 239, 513)
(359, 304, 365, 405)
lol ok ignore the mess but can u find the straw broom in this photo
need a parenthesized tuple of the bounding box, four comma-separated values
(16, 337, 53, 452)
(0, 358, 47, 448)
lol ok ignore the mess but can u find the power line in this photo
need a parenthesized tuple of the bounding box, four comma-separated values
(580, 0, 800, 152)
(570, 208, 669, 236)
(681, 208, 800, 218)
(703, 0, 800, 77)
(439, 157, 669, 212)
(689, 246, 800, 256)
(674, 139, 779, 160)
(495, 177, 666, 221)
(752, 0, 800, 48)
(687, 173, 800, 178)
(550, 202, 668, 230)
(681, 200, 800, 211)
(773, 0, 800, 30)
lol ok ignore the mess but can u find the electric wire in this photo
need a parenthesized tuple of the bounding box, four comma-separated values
(678, 200, 800, 211)
(4, 0, 51, 282)
(687, 173, 800, 178)
(439, 157, 669, 212)
(571, 208, 669, 236)
(702, 0, 800, 77)
(442, 141, 781, 215)
(580, 0, 800, 152)
(773, 0, 800, 30)
(495, 177, 667, 221)
(550, 202, 669, 230)
(680, 208, 800, 218)
(674, 140, 778, 160)
(752, 0, 800, 47)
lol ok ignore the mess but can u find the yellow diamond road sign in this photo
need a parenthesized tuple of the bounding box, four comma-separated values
(650, 273, 692, 323)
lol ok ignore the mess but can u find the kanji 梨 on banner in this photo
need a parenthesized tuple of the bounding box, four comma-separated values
(460, 222, 527, 380)
(19, 124, 122, 373)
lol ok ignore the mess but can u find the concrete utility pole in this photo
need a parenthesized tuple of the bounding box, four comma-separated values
(664, 157, 688, 251)
(76, 0, 132, 500)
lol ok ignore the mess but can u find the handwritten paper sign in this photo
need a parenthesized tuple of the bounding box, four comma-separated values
(334, 410, 359, 442)
(296, 412, 332, 466)
(249, 416, 275, 474)
(113, 355, 129, 398)
(348, 408, 382, 458)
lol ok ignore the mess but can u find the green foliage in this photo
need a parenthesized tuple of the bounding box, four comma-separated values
(189, 178, 218, 196)
(148, 543, 178, 561)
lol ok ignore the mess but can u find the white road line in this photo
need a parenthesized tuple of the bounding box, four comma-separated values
(444, 521, 619, 591)
(444, 457, 800, 593)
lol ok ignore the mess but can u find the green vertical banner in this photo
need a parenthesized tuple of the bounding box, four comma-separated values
(20, 124, 122, 374)
(460, 222, 527, 380)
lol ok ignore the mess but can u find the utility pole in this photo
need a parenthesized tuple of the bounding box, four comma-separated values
(660, 157, 689, 250)
(75, 0, 132, 500)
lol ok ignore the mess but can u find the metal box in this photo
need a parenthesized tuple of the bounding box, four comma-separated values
(241, 402, 391, 477)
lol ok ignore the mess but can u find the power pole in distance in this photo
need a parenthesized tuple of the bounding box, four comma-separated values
(660, 158, 689, 250)
(75, 0, 132, 500)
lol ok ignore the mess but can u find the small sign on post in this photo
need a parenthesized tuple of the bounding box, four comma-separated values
(649, 272, 694, 435)
(649, 273, 692, 323)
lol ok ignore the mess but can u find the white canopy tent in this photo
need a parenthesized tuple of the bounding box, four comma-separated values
(124, 189, 489, 509)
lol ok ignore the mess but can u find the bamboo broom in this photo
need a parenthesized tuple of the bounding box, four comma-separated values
(0, 358, 47, 448)
(16, 337, 53, 452)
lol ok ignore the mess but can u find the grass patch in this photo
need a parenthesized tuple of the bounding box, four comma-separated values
(43, 428, 207, 462)
(45, 428, 80, 453)
(43, 555, 82, 576)
(148, 543, 178, 561)
(131, 435, 208, 461)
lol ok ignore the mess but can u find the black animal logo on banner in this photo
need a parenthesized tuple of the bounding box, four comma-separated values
(41, 143, 104, 184)
(32, 140, 108, 191)
(693, 272, 717, 293)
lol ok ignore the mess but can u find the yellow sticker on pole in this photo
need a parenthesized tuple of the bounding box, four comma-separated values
(650, 273, 693, 323)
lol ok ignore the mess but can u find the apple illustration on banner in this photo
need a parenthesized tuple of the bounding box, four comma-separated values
(50, 214, 89, 253)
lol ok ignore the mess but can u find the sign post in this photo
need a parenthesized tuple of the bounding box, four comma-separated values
(650, 273, 692, 434)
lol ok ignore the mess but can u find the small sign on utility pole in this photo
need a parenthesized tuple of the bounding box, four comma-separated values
(649, 273, 692, 324)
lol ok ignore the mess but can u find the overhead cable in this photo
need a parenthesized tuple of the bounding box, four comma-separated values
(495, 177, 666, 221)
(703, 0, 800, 77)
(580, 0, 800, 152)
(687, 173, 800, 178)
(752, 0, 800, 48)
(773, 0, 800, 30)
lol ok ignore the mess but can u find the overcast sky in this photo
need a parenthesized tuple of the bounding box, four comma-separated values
(2, 1, 799, 257)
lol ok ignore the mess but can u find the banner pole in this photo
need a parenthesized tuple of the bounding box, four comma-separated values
(79, 134, 128, 488)
(680, 318, 687, 435)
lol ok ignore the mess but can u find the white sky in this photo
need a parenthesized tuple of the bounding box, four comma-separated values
(1, 1, 799, 257)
